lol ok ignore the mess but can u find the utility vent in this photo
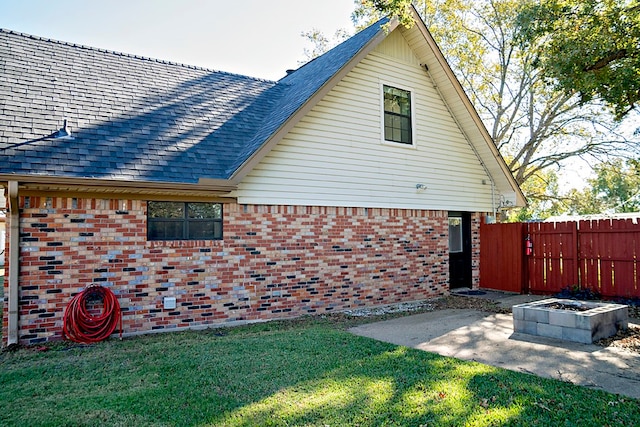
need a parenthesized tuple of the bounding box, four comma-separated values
(163, 296, 177, 310)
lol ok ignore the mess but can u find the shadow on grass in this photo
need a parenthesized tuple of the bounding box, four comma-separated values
(208, 345, 521, 426)
(1, 322, 638, 426)
(207, 339, 637, 426)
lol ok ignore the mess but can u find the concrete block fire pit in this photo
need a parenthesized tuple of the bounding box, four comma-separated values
(512, 299, 628, 344)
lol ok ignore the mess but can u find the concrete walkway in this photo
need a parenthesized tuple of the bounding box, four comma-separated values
(349, 290, 640, 400)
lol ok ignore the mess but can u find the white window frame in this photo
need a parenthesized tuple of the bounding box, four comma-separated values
(448, 216, 463, 254)
(380, 80, 416, 148)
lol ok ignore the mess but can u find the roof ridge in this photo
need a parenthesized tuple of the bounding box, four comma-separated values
(279, 16, 388, 82)
(0, 28, 276, 83)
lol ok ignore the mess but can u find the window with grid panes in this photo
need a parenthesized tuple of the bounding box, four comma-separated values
(383, 85, 412, 144)
(147, 201, 222, 240)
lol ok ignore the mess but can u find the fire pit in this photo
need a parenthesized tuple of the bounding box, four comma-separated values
(513, 298, 628, 344)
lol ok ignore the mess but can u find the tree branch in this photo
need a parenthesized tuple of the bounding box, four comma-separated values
(584, 49, 628, 72)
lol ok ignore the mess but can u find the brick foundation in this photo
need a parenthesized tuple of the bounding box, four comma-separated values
(2, 196, 480, 346)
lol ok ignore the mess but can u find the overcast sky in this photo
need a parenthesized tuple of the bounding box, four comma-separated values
(0, 0, 357, 80)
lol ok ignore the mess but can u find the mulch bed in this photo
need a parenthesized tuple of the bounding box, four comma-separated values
(594, 325, 640, 353)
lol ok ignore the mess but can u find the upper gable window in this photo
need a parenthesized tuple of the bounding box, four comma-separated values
(383, 84, 413, 145)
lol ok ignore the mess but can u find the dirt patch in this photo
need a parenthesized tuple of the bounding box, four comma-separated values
(433, 295, 510, 314)
(626, 304, 640, 320)
(543, 302, 591, 311)
(595, 325, 640, 353)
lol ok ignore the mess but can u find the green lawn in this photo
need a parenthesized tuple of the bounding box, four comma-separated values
(1, 316, 638, 426)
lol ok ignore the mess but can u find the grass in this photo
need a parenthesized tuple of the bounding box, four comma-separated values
(1, 317, 639, 426)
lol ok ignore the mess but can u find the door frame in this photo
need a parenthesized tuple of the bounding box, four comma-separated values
(448, 211, 472, 288)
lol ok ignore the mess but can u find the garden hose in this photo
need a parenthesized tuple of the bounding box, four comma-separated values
(63, 285, 122, 343)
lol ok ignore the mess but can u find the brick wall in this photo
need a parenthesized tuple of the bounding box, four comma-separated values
(471, 214, 481, 286)
(3, 196, 474, 346)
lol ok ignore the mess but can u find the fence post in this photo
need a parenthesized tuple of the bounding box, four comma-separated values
(573, 221, 580, 288)
(523, 222, 529, 294)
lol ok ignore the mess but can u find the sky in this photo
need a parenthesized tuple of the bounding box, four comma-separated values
(0, 0, 357, 81)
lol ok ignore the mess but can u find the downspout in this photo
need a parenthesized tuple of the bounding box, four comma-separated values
(7, 181, 19, 346)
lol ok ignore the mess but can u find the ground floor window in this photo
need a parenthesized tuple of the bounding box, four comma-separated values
(448, 216, 463, 253)
(147, 201, 222, 240)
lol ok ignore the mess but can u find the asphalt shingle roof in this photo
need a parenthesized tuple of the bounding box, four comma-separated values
(0, 18, 387, 184)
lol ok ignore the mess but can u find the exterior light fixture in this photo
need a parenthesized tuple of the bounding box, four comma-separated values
(415, 183, 427, 191)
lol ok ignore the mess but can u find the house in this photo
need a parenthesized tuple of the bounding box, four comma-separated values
(1, 8, 525, 346)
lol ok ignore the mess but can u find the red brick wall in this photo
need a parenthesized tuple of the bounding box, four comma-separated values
(3, 196, 469, 346)
(471, 213, 481, 286)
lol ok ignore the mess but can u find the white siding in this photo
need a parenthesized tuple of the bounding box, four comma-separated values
(236, 29, 494, 211)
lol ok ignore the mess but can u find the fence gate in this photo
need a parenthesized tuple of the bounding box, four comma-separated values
(479, 222, 526, 293)
(480, 219, 640, 299)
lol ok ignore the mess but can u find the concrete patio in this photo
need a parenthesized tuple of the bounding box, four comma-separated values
(349, 291, 640, 399)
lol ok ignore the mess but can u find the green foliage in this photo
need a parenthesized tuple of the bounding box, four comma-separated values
(563, 187, 604, 215)
(1, 319, 639, 426)
(506, 168, 565, 221)
(516, 0, 640, 119)
(567, 159, 640, 214)
(506, 157, 640, 219)
(355, 0, 415, 28)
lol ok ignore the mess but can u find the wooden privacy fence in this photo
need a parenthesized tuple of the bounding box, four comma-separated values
(480, 219, 640, 299)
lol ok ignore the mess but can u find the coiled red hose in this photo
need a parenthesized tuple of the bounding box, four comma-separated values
(63, 285, 122, 343)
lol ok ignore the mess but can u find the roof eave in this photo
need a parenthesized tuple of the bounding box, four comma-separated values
(0, 175, 236, 200)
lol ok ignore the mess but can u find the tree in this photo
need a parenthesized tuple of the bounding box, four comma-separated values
(354, 0, 414, 28)
(506, 168, 565, 220)
(301, 28, 351, 62)
(572, 159, 640, 213)
(354, 0, 636, 206)
(563, 187, 604, 215)
(516, 0, 640, 120)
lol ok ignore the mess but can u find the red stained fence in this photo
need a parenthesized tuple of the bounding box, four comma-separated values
(480, 219, 640, 299)
(479, 222, 526, 293)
